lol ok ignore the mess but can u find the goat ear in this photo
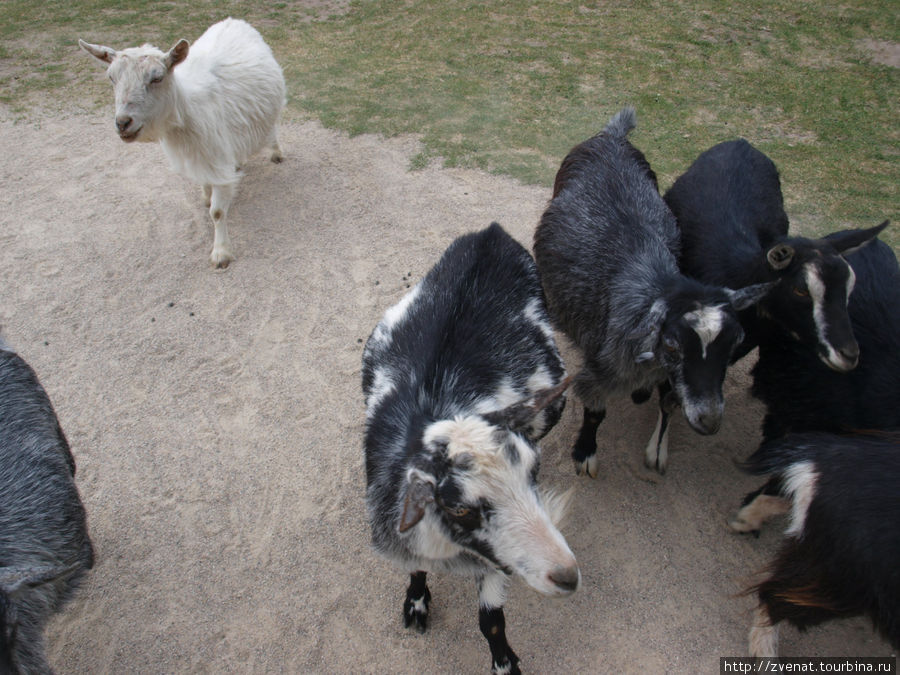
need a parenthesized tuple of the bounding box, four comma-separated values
(766, 243, 794, 270)
(631, 300, 667, 363)
(481, 376, 573, 432)
(0, 563, 81, 596)
(398, 470, 435, 533)
(79, 39, 117, 64)
(726, 282, 775, 311)
(829, 220, 889, 256)
(166, 39, 190, 69)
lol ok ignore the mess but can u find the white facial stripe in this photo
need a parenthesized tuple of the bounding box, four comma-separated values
(684, 306, 725, 359)
(846, 263, 856, 297)
(805, 262, 827, 342)
(783, 460, 818, 537)
(806, 262, 851, 368)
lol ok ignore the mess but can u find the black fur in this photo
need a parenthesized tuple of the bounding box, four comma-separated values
(751, 236, 900, 440)
(479, 605, 519, 675)
(665, 138, 887, 366)
(745, 431, 900, 650)
(403, 571, 430, 633)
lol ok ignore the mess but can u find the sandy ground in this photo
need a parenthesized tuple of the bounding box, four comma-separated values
(0, 111, 893, 674)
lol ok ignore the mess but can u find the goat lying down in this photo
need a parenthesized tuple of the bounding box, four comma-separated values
(534, 107, 770, 476)
(80, 18, 286, 268)
(740, 432, 900, 657)
(1, 337, 94, 673)
(363, 223, 579, 675)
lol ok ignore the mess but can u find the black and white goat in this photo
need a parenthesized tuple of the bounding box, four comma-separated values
(1, 338, 94, 673)
(730, 232, 899, 533)
(664, 138, 888, 370)
(363, 223, 579, 675)
(534, 108, 769, 476)
(740, 431, 900, 656)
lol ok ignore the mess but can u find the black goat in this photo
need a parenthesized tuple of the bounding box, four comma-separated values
(363, 223, 579, 675)
(0, 338, 94, 673)
(741, 431, 900, 656)
(730, 235, 899, 534)
(534, 108, 769, 475)
(664, 138, 888, 370)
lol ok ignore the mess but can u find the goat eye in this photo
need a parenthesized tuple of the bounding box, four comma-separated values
(792, 287, 809, 298)
(449, 506, 470, 518)
(663, 339, 678, 354)
(149, 74, 164, 84)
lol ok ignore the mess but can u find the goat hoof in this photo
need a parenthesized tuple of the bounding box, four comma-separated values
(270, 152, 284, 163)
(645, 454, 667, 475)
(574, 454, 599, 478)
(210, 249, 234, 269)
(403, 587, 430, 634)
(492, 650, 521, 675)
(728, 517, 760, 537)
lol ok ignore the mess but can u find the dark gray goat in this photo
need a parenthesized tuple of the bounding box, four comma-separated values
(0, 338, 94, 674)
(534, 108, 769, 476)
(664, 138, 888, 370)
(363, 223, 579, 675)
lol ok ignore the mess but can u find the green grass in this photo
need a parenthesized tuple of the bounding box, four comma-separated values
(2, 0, 897, 247)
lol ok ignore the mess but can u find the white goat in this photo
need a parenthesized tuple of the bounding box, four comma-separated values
(80, 18, 286, 268)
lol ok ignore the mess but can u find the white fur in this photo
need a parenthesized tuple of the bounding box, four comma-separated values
(749, 605, 779, 657)
(382, 283, 422, 332)
(782, 460, 818, 537)
(806, 263, 856, 371)
(81, 18, 286, 268)
(368, 283, 423, 348)
(365, 367, 397, 413)
(420, 416, 579, 596)
(684, 305, 725, 359)
(472, 378, 523, 417)
(643, 409, 669, 473)
(478, 571, 509, 610)
(523, 298, 556, 345)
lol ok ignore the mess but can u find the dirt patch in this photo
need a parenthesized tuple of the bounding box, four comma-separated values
(0, 110, 892, 673)
(858, 39, 900, 68)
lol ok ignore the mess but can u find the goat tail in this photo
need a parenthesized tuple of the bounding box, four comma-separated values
(604, 106, 637, 139)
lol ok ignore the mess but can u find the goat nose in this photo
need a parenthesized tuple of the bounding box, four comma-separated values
(840, 343, 860, 363)
(115, 115, 132, 132)
(548, 564, 580, 593)
(698, 413, 721, 435)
